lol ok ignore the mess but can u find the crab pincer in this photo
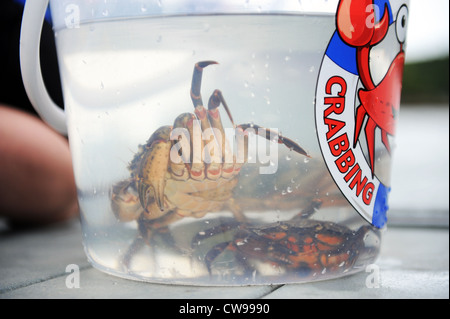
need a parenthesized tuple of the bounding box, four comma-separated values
(137, 126, 172, 214)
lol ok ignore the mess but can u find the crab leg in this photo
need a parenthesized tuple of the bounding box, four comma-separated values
(191, 61, 219, 133)
(207, 89, 237, 179)
(238, 123, 310, 157)
(170, 113, 200, 180)
(191, 61, 234, 180)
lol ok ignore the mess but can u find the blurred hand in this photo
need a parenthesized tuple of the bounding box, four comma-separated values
(0, 105, 78, 224)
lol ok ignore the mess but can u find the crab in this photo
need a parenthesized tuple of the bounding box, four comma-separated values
(337, 0, 406, 175)
(193, 200, 380, 279)
(111, 61, 309, 267)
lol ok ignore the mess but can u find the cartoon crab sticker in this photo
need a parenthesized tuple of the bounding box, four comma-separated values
(315, 0, 408, 228)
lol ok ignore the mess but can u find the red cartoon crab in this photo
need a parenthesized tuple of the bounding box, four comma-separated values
(337, 0, 406, 176)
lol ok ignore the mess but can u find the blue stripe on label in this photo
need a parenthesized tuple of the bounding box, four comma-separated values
(372, 183, 390, 228)
(374, 0, 394, 24)
(325, 32, 359, 76)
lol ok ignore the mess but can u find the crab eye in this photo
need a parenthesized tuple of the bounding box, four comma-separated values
(396, 5, 409, 44)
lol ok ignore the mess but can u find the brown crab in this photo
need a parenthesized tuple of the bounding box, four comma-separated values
(110, 61, 309, 266)
(193, 200, 380, 279)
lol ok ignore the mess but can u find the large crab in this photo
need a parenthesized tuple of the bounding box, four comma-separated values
(193, 200, 380, 280)
(111, 61, 309, 267)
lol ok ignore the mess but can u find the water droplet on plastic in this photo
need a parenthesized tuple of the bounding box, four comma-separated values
(141, 4, 147, 12)
(100, 82, 104, 90)
(157, 0, 162, 7)
(286, 154, 292, 161)
(244, 81, 249, 88)
(303, 157, 310, 163)
(102, 9, 109, 17)
(309, 66, 315, 73)
(281, 190, 287, 195)
(285, 56, 291, 62)
(287, 186, 293, 193)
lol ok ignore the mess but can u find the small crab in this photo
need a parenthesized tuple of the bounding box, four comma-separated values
(111, 61, 308, 267)
(194, 200, 379, 278)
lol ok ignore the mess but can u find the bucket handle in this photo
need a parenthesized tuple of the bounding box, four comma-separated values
(20, 0, 67, 135)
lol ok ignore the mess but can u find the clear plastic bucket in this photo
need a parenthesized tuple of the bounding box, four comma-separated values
(20, 0, 409, 285)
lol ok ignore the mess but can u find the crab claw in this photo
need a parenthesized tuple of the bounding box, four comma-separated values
(137, 181, 166, 213)
(337, 0, 390, 48)
(137, 126, 172, 214)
